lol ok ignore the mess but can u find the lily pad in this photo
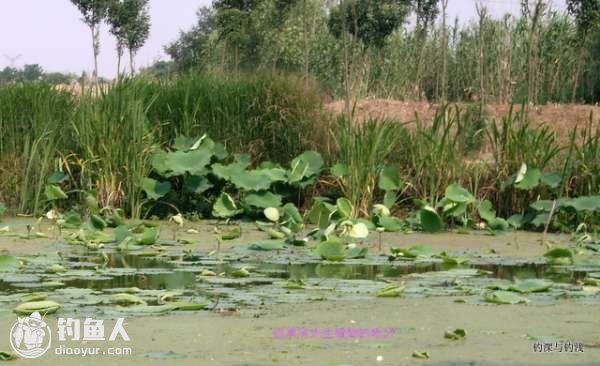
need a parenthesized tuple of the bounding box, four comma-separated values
(248, 240, 285, 251)
(508, 279, 553, 293)
(412, 351, 430, 359)
(444, 328, 466, 340)
(111, 293, 147, 306)
(316, 238, 347, 261)
(483, 290, 529, 304)
(376, 284, 405, 297)
(141, 178, 171, 200)
(14, 301, 61, 315)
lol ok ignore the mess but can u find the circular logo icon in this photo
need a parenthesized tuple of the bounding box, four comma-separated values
(9, 311, 51, 359)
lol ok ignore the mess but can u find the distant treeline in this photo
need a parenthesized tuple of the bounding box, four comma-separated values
(159, 0, 600, 104)
(0, 64, 79, 85)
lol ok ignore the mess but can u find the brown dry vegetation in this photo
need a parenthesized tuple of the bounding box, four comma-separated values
(326, 99, 600, 140)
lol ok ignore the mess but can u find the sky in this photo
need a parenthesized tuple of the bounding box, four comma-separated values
(0, 0, 567, 78)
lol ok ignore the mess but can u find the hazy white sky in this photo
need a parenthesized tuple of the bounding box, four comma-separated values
(0, 0, 566, 77)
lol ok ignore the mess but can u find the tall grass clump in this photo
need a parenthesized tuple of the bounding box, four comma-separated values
(68, 81, 155, 217)
(0, 83, 73, 213)
(142, 72, 327, 163)
(487, 107, 561, 215)
(393, 106, 477, 204)
(564, 115, 600, 197)
(333, 116, 404, 215)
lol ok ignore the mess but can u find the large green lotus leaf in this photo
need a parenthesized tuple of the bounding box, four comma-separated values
(514, 167, 541, 190)
(488, 217, 509, 232)
(530, 213, 549, 228)
(282, 203, 303, 225)
(483, 290, 529, 304)
(47, 171, 68, 184)
(0, 255, 21, 272)
(379, 165, 403, 191)
(331, 163, 349, 177)
(509, 279, 553, 293)
(248, 240, 285, 251)
(173, 135, 196, 151)
(561, 196, 600, 212)
(288, 151, 323, 183)
(530, 200, 554, 212)
(234, 170, 272, 191)
(346, 246, 368, 259)
(211, 162, 246, 181)
(45, 184, 67, 200)
(316, 238, 347, 261)
(14, 300, 61, 315)
(258, 167, 287, 182)
(441, 200, 467, 218)
(164, 150, 212, 176)
(183, 175, 213, 194)
(420, 206, 443, 233)
(336, 198, 354, 219)
(141, 178, 171, 200)
(135, 227, 159, 245)
(540, 173, 562, 189)
(243, 191, 282, 209)
(150, 151, 170, 175)
(212, 193, 242, 219)
(377, 215, 403, 232)
(383, 191, 398, 209)
(444, 184, 475, 203)
(307, 201, 336, 229)
(507, 214, 524, 229)
(477, 200, 496, 222)
(233, 153, 252, 168)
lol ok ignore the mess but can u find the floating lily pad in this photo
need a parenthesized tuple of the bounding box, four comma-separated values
(14, 300, 61, 315)
(444, 328, 466, 340)
(111, 293, 147, 306)
(483, 290, 529, 304)
(508, 279, 553, 293)
(248, 240, 285, 251)
(377, 284, 405, 297)
(412, 351, 430, 359)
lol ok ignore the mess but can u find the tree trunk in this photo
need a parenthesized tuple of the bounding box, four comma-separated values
(129, 48, 135, 75)
(441, 0, 449, 103)
(91, 25, 99, 83)
(571, 45, 586, 103)
(476, 3, 486, 111)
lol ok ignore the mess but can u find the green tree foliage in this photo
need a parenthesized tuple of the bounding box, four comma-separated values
(327, 0, 412, 48)
(70, 0, 109, 79)
(164, 7, 215, 70)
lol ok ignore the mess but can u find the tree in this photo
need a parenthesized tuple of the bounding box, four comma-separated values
(328, 0, 412, 48)
(106, 0, 128, 79)
(566, 0, 600, 101)
(165, 7, 215, 70)
(70, 0, 109, 80)
(121, 0, 151, 75)
(22, 64, 44, 81)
